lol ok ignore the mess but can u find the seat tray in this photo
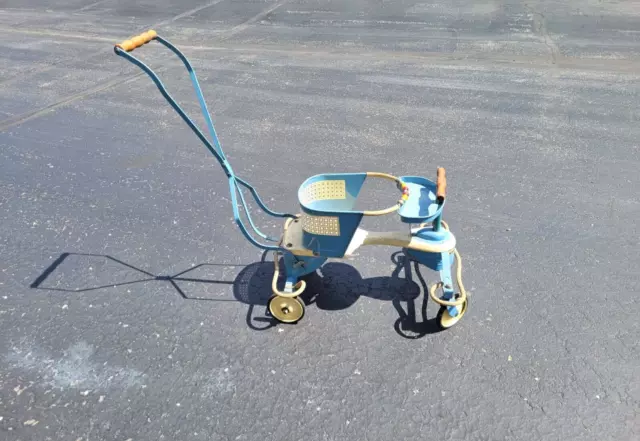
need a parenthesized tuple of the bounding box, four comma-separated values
(397, 176, 444, 224)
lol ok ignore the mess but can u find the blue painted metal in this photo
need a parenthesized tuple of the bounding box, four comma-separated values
(413, 227, 449, 243)
(298, 173, 367, 257)
(228, 177, 281, 251)
(156, 37, 226, 161)
(301, 210, 364, 258)
(397, 176, 444, 224)
(433, 212, 443, 232)
(114, 45, 228, 174)
(235, 183, 277, 242)
(404, 226, 453, 270)
(236, 177, 293, 219)
(114, 37, 296, 253)
(438, 251, 459, 317)
(299, 173, 367, 212)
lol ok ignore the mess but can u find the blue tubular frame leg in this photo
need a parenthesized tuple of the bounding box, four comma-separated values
(439, 252, 459, 317)
(236, 177, 296, 219)
(433, 212, 443, 232)
(234, 181, 279, 242)
(228, 177, 281, 251)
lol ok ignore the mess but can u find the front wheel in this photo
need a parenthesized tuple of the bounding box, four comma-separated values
(436, 296, 468, 329)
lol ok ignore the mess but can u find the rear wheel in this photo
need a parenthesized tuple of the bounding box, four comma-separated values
(268, 296, 305, 324)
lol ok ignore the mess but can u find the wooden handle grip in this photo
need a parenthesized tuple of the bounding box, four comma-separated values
(115, 30, 157, 52)
(436, 167, 446, 203)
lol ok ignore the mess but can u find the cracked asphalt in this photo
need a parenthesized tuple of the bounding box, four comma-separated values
(1, 1, 639, 440)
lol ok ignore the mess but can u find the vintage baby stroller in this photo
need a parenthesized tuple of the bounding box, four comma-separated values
(114, 31, 468, 329)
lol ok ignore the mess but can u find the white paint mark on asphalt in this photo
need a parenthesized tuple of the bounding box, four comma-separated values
(5, 341, 144, 390)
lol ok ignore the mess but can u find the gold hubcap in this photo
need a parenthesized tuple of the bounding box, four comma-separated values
(439, 300, 467, 328)
(269, 296, 304, 323)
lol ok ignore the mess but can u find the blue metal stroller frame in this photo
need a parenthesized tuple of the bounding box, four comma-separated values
(114, 31, 469, 329)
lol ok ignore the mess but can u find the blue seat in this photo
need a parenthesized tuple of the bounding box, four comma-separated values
(297, 173, 367, 258)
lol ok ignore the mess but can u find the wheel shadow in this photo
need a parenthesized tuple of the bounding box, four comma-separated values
(30, 251, 444, 338)
(312, 251, 444, 338)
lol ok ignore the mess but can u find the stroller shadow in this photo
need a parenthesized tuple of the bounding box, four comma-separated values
(30, 251, 443, 338)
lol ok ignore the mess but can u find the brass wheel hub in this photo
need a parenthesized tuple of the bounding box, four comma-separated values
(438, 298, 468, 329)
(269, 296, 304, 323)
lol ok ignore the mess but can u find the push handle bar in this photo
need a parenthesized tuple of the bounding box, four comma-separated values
(113, 32, 296, 252)
(115, 30, 157, 52)
(436, 167, 446, 204)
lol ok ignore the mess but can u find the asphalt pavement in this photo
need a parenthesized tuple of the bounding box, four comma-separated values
(1, 1, 639, 440)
